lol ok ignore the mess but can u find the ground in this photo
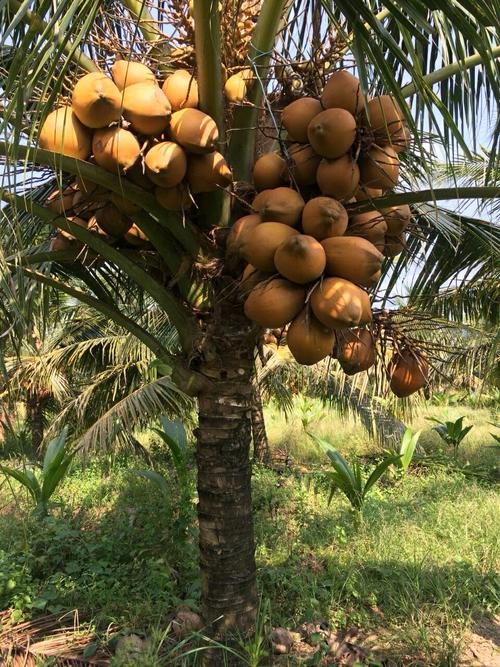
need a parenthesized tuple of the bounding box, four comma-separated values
(0, 398, 498, 665)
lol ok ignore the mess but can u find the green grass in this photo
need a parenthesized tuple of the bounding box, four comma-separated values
(0, 402, 498, 665)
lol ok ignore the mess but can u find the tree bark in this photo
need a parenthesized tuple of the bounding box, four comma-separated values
(251, 384, 269, 463)
(27, 391, 46, 460)
(196, 295, 257, 640)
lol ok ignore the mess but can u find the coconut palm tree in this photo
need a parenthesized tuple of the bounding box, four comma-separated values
(1, 0, 499, 650)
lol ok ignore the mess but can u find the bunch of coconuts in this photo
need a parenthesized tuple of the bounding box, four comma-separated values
(39, 61, 231, 251)
(229, 69, 427, 398)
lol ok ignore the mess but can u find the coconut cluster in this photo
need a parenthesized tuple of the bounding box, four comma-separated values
(39, 62, 231, 251)
(231, 70, 427, 396)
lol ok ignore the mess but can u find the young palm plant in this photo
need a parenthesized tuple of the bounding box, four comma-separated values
(1, 0, 499, 651)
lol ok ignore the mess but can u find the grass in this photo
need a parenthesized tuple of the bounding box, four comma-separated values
(0, 401, 498, 665)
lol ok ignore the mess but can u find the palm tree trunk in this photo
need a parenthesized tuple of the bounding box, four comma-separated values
(251, 384, 269, 462)
(196, 296, 257, 640)
(27, 391, 45, 460)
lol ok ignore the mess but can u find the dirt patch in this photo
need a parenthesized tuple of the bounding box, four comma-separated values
(461, 615, 500, 666)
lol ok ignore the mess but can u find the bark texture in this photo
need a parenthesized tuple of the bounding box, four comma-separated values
(251, 384, 269, 462)
(196, 295, 257, 637)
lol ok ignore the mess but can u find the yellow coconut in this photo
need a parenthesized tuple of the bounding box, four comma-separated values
(381, 204, 411, 235)
(252, 187, 305, 227)
(124, 224, 149, 247)
(109, 192, 141, 215)
(383, 233, 406, 257)
(162, 69, 199, 110)
(46, 186, 76, 215)
(240, 222, 299, 272)
(307, 108, 357, 159)
(71, 72, 122, 128)
(321, 236, 383, 287)
(155, 185, 191, 211)
(39, 107, 91, 159)
(224, 68, 254, 103)
(301, 197, 348, 240)
(226, 214, 261, 257)
(169, 108, 219, 153)
(253, 153, 287, 191)
(359, 145, 399, 190)
(93, 127, 141, 174)
(93, 203, 132, 237)
(388, 348, 428, 397)
(239, 264, 271, 295)
(144, 141, 187, 188)
(274, 234, 326, 284)
(244, 278, 306, 328)
(362, 95, 405, 144)
(186, 151, 232, 192)
(321, 70, 367, 116)
(316, 155, 360, 201)
(336, 328, 376, 375)
(348, 211, 388, 252)
(284, 143, 322, 187)
(287, 308, 336, 365)
(121, 82, 171, 136)
(111, 60, 156, 91)
(310, 277, 372, 329)
(281, 97, 323, 143)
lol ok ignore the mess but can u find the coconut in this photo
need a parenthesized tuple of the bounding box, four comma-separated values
(388, 348, 428, 397)
(109, 192, 141, 215)
(284, 143, 322, 187)
(71, 192, 105, 221)
(169, 108, 219, 153)
(348, 211, 387, 252)
(224, 68, 254, 103)
(155, 185, 191, 211)
(240, 222, 299, 272)
(301, 197, 348, 240)
(362, 95, 405, 144)
(389, 124, 411, 153)
(359, 145, 399, 190)
(307, 108, 357, 159)
(86, 214, 114, 242)
(322, 236, 383, 287)
(310, 277, 371, 329)
(316, 155, 360, 201)
(186, 151, 232, 192)
(274, 234, 326, 284)
(383, 233, 406, 257)
(93, 203, 132, 237)
(253, 153, 287, 191)
(122, 82, 171, 136)
(381, 204, 411, 235)
(244, 278, 306, 328)
(49, 234, 76, 252)
(124, 224, 149, 247)
(281, 97, 323, 143)
(355, 186, 383, 202)
(287, 308, 336, 365)
(71, 73, 122, 128)
(321, 70, 367, 116)
(74, 173, 108, 199)
(226, 214, 261, 257)
(144, 141, 187, 188)
(239, 264, 270, 295)
(92, 127, 141, 174)
(252, 187, 304, 227)
(336, 328, 376, 374)
(111, 60, 156, 90)
(46, 186, 76, 215)
(57, 215, 89, 240)
(162, 69, 199, 110)
(39, 107, 91, 159)
(126, 162, 154, 190)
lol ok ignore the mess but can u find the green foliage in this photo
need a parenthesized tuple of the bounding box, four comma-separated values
(396, 427, 422, 473)
(428, 416, 474, 459)
(308, 433, 400, 512)
(0, 427, 74, 515)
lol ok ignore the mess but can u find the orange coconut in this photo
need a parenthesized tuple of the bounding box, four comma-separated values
(253, 153, 287, 191)
(46, 186, 76, 215)
(71, 72, 122, 128)
(381, 204, 411, 235)
(359, 145, 399, 190)
(109, 193, 141, 215)
(244, 278, 306, 328)
(274, 234, 326, 284)
(155, 185, 191, 211)
(301, 196, 348, 240)
(307, 108, 357, 159)
(92, 127, 141, 174)
(240, 222, 299, 272)
(121, 82, 171, 136)
(226, 214, 261, 257)
(144, 141, 187, 188)
(93, 203, 132, 237)
(38, 107, 91, 159)
(287, 308, 336, 365)
(321, 70, 367, 116)
(224, 68, 254, 103)
(284, 143, 322, 187)
(362, 95, 405, 144)
(187, 151, 232, 192)
(162, 69, 199, 110)
(252, 187, 305, 227)
(239, 264, 271, 295)
(111, 60, 156, 90)
(321, 236, 383, 287)
(348, 210, 388, 252)
(310, 277, 372, 329)
(316, 155, 360, 201)
(281, 97, 323, 143)
(388, 348, 428, 397)
(383, 233, 406, 257)
(169, 108, 219, 153)
(336, 328, 376, 375)
(124, 224, 149, 247)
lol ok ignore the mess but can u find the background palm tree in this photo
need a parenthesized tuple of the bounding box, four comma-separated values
(1, 0, 499, 649)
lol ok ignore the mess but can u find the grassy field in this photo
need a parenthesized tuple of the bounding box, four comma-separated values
(0, 400, 498, 665)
